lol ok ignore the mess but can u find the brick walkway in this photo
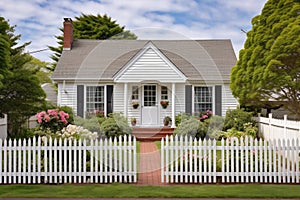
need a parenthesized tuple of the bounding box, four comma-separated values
(138, 141, 163, 185)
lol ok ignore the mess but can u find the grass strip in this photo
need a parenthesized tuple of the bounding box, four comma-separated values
(0, 183, 300, 198)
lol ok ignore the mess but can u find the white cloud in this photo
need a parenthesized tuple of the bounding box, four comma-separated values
(0, 0, 267, 62)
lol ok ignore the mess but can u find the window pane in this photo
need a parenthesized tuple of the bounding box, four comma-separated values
(194, 86, 212, 113)
(86, 86, 104, 113)
(144, 85, 156, 106)
(161, 86, 168, 100)
(132, 86, 139, 100)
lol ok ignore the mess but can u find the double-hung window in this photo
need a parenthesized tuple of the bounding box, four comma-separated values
(194, 86, 212, 113)
(86, 86, 104, 113)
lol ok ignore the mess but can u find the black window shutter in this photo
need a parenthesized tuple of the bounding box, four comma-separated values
(215, 85, 222, 116)
(185, 85, 192, 115)
(77, 85, 84, 117)
(106, 85, 114, 115)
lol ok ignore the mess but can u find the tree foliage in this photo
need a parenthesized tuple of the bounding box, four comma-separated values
(230, 0, 300, 117)
(0, 16, 46, 136)
(49, 13, 137, 71)
(0, 16, 11, 89)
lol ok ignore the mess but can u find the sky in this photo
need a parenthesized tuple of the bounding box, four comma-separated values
(0, 0, 268, 62)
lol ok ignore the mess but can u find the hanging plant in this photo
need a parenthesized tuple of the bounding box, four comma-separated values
(131, 100, 139, 109)
(160, 100, 169, 109)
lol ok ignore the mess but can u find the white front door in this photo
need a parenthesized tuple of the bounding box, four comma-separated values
(142, 85, 158, 125)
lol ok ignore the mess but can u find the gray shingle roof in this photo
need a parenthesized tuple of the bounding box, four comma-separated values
(51, 40, 236, 83)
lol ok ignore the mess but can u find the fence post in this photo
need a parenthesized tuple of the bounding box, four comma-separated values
(161, 137, 164, 183)
(257, 113, 261, 138)
(268, 113, 273, 141)
(283, 115, 287, 141)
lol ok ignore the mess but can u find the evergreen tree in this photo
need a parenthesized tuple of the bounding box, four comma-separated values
(0, 16, 46, 136)
(49, 13, 137, 71)
(230, 0, 300, 117)
(0, 16, 10, 89)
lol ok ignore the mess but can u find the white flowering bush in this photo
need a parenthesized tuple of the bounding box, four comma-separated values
(58, 124, 98, 140)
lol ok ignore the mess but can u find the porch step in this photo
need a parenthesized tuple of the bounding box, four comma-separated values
(132, 127, 174, 141)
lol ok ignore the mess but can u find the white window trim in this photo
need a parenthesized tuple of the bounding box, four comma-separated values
(192, 85, 215, 115)
(84, 84, 107, 118)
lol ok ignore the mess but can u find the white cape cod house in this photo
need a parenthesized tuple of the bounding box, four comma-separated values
(52, 18, 238, 128)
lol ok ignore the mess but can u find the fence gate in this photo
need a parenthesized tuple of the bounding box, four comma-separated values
(161, 135, 300, 183)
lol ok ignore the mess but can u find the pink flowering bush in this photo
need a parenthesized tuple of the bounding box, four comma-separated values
(199, 110, 213, 122)
(36, 109, 70, 133)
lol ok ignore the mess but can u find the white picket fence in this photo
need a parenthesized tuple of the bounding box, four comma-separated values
(161, 135, 300, 183)
(257, 114, 300, 141)
(0, 135, 137, 184)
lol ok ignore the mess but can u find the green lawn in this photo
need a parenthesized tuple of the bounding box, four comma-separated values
(0, 184, 300, 198)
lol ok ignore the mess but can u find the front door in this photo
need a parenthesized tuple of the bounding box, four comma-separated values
(142, 85, 158, 125)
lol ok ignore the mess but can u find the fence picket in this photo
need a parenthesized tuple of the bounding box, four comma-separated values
(291, 139, 295, 183)
(213, 139, 217, 183)
(100, 139, 103, 183)
(17, 139, 22, 183)
(95, 139, 99, 183)
(37, 137, 41, 184)
(32, 138, 36, 184)
(194, 138, 198, 183)
(203, 139, 207, 183)
(189, 136, 193, 183)
(127, 135, 131, 183)
(48, 137, 52, 183)
(272, 139, 276, 183)
(13, 139, 17, 184)
(166, 135, 169, 183)
(123, 135, 127, 183)
(245, 136, 249, 183)
(90, 139, 94, 183)
(170, 136, 174, 183)
(8, 139, 12, 184)
(221, 138, 225, 183)
(68, 139, 72, 183)
(133, 136, 137, 183)
(208, 139, 212, 183)
(296, 139, 299, 183)
(199, 138, 202, 183)
(58, 138, 62, 183)
(234, 138, 239, 183)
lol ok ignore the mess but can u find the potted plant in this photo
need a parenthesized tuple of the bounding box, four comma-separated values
(131, 117, 137, 126)
(160, 100, 169, 109)
(131, 100, 139, 109)
(163, 116, 171, 126)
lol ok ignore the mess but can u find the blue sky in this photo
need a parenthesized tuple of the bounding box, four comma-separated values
(0, 0, 267, 62)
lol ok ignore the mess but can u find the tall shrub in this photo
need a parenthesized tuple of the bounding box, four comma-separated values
(224, 109, 255, 131)
(100, 113, 131, 138)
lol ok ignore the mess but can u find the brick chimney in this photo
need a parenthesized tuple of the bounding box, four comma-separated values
(63, 18, 73, 50)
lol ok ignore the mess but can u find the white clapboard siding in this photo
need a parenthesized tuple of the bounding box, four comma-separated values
(257, 114, 300, 141)
(58, 83, 77, 114)
(116, 48, 186, 83)
(0, 136, 137, 184)
(222, 85, 238, 116)
(113, 83, 125, 113)
(161, 135, 300, 183)
(175, 84, 186, 115)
